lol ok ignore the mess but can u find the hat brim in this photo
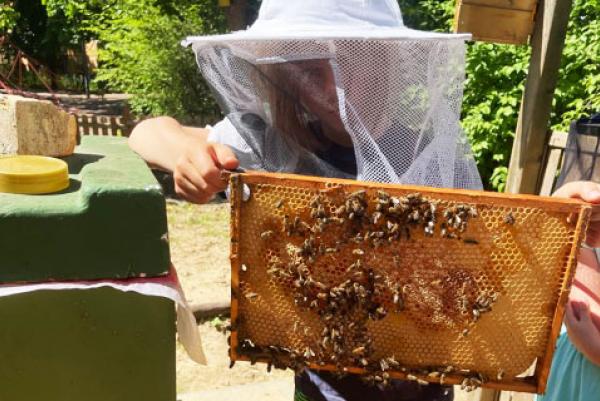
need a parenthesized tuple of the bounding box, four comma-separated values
(182, 28, 471, 47)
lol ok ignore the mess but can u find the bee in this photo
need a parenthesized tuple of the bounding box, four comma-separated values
(504, 212, 515, 225)
(334, 205, 346, 216)
(303, 347, 315, 359)
(348, 189, 366, 199)
(352, 346, 366, 356)
(353, 249, 365, 256)
(377, 190, 390, 199)
(417, 378, 429, 386)
(275, 199, 284, 208)
(260, 230, 274, 240)
(462, 328, 470, 337)
(386, 356, 400, 368)
(245, 292, 258, 300)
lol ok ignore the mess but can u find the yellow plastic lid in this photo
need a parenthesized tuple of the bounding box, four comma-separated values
(0, 155, 69, 194)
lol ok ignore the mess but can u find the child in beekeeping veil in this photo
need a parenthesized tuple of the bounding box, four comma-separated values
(129, 0, 600, 400)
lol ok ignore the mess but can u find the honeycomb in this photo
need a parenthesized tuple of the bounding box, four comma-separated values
(228, 172, 591, 393)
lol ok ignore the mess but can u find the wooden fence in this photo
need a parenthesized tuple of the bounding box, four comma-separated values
(76, 112, 222, 140)
(539, 131, 568, 196)
(76, 114, 137, 139)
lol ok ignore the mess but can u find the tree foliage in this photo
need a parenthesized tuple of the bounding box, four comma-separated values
(400, 0, 599, 190)
(93, 0, 226, 123)
(0, 2, 19, 34)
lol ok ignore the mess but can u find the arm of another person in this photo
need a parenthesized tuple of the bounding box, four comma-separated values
(128, 116, 239, 204)
(553, 181, 600, 365)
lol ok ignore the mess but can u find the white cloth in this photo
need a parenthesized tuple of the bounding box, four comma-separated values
(0, 267, 207, 365)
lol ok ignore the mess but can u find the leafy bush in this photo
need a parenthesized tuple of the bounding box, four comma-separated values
(0, 3, 19, 34)
(94, 0, 226, 124)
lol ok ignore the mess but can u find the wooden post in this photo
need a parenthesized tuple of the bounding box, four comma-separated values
(505, 0, 573, 195)
(487, 2, 573, 398)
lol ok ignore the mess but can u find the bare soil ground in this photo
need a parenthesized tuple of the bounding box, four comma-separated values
(167, 200, 293, 396)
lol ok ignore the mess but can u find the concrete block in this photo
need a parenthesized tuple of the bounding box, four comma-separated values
(0, 94, 76, 156)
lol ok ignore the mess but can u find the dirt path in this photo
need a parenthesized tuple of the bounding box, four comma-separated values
(167, 200, 292, 396)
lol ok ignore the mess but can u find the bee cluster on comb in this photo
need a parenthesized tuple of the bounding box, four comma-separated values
(228, 173, 590, 393)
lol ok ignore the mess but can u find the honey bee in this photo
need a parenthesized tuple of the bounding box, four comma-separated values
(260, 230, 274, 239)
(504, 212, 515, 225)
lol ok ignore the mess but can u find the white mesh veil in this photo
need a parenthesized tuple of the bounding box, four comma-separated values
(185, 0, 483, 190)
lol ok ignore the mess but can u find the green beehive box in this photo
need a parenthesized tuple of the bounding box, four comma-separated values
(0, 136, 176, 401)
(0, 136, 170, 283)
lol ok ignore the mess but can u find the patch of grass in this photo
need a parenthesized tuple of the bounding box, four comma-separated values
(166, 202, 230, 239)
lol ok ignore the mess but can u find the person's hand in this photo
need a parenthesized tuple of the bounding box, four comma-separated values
(565, 300, 600, 366)
(173, 138, 239, 204)
(552, 181, 600, 247)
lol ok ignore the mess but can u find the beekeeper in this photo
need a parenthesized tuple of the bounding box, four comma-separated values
(129, 1, 482, 399)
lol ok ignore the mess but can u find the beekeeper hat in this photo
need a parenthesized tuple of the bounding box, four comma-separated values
(183, 0, 470, 44)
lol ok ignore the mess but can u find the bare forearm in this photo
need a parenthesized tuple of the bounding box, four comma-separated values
(128, 116, 209, 172)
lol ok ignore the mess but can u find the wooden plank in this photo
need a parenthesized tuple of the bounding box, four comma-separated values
(110, 116, 119, 137)
(455, 3, 535, 44)
(80, 115, 90, 137)
(91, 115, 99, 136)
(505, 0, 574, 194)
(462, 0, 538, 11)
(539, 147, 564, 196)
(548, 131, 568, 148)
(100, 115, 110, 136)
(229, 174, 243, 364)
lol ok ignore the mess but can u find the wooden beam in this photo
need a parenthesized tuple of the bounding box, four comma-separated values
(505, 0, 574, 195)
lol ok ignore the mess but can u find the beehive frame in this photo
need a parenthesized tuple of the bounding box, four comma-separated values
(228, 172, 591, 393)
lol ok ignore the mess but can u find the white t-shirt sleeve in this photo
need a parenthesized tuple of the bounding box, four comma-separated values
(206, 117, 263, 171)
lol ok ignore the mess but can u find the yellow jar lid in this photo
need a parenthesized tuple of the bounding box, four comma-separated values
(0, 155, 69, 194)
